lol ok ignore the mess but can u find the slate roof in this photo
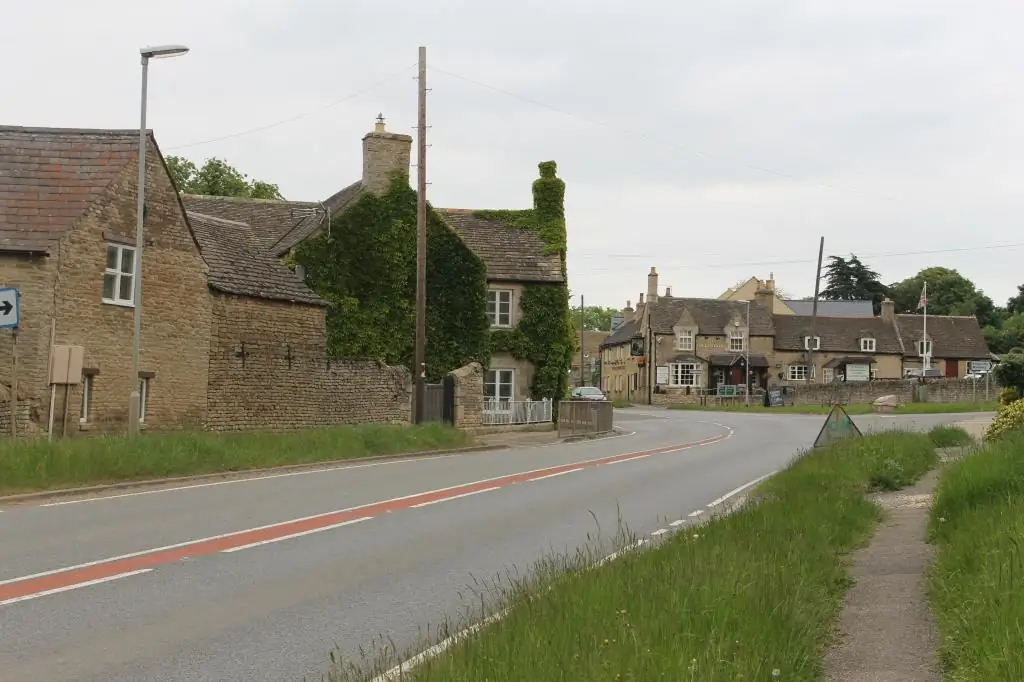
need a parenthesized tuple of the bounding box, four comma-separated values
(895, 314, 990, 359)
(783, 299, 874, 317)
(649, 298, 774, 335)
(436, 209, 564, 283)
(0, 126, 142, 254)
(773, 314, 903, 353)
(186, 212, 326, 306)
(600, 318, 639, 348)
(180, 194, 328, 257)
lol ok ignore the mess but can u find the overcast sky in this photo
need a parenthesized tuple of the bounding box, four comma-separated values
(4, 1, 1023, 310)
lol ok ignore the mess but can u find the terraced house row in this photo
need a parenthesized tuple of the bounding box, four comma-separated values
(600, 268, 993, 405)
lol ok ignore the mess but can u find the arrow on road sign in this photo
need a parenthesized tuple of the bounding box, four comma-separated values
(0, 287, 20, 329)
(0, 301, 11, 316)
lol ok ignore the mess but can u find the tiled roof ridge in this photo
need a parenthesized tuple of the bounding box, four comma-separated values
(0, 125, 149, 136)
(185, 211, 251, 229)
(180, 193, 318, 207)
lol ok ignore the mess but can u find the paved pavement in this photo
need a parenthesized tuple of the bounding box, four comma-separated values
(0, 408, 990, 682)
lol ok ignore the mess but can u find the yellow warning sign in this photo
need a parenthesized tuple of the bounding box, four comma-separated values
(813, 404, 863, 448)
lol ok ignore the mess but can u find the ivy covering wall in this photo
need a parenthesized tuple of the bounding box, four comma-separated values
(477, 161, 575, 401)
(292, 173, 490, 380)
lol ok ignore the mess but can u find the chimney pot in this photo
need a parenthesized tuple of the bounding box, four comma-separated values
(363, 115, 413, 196)
(638, 293, 645, 304)
(881, 297, 896, 321)
(665, 286, 672, 297)
(647, 266, 659, 303)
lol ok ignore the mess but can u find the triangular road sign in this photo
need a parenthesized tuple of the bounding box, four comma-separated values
(813, 404, 863, 448)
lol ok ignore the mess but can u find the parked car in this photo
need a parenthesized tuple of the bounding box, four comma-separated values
(570, 386, 608, 401)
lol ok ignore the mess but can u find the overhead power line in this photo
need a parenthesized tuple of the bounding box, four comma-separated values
(165, 63, 417, 151)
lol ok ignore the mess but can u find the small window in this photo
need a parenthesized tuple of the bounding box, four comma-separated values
(629, 373, 638, 390)
(677, 330, 694, 351)
(139, 377, 150, 424)
(918, 340, 932, 356)
(79, 375, 93, 424)
(487, 289, 513, 327)
(729, 330, 745, 352)
(822, 368, 834, 383)
(860, 338, 876, 353)
(669, 363, 699, 387)
(103, 244, 136, 306)
(803, 336, 821, 351)
(789, 364, 809, 381)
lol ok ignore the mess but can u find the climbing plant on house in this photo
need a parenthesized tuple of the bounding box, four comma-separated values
(292, 172, 490, 380)
(477, 161, 575, 402)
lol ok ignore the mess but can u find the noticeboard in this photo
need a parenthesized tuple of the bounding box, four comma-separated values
(812, 405, 863, 448)
(767, 388, 784, 407)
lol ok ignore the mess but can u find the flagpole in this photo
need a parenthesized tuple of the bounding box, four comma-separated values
(922, 281, 929, 372)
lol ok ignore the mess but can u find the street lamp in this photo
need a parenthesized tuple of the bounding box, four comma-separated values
(128, 44, 189, 436)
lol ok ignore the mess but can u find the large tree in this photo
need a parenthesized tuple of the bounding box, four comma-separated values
(821, 254, 889, 313)
(166, 155, 284, 200)
(572, 305, 625, 332)
(985, 312, 1024, 355)
(1008, 284, 1024, 315)
(888, 266, 1002, 327)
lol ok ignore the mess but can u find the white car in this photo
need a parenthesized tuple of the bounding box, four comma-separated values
(571, 386, 608, 401)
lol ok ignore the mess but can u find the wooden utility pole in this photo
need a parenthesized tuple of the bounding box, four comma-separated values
(807, 236, 825, 384)
(578, 294, 585, 387)
(413, 45, 428, 424)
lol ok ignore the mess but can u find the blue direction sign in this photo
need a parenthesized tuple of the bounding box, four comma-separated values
(0, 287, 20, 329)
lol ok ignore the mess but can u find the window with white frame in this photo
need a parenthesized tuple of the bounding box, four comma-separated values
(870, 367, 878, 380)
(677, 330, 694, 351)
(139, 377, 150, 424)
(629, 373, 638, 390)
(669, 363, 698, 387)
(729, 329, 745, 352)
(485, 369, 514, 406)
(486, 289, 513, 327)
(789, 364, 809, 381)
(617, 375, 624, 391)
(822, 367, 834, 383)
(102, 244, 136, 306)
(860, 337, 876, 353)
(803, 336, 821, 351)
(79, 375, 93, 425)
(917, 340, 932, 356)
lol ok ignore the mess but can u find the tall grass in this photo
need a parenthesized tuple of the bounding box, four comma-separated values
(0, 423, 471, 495)
(928, 427, 1024, 680)
(327, 431, 937, 682)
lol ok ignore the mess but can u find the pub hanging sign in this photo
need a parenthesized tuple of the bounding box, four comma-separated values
(629, 335, 646, 357)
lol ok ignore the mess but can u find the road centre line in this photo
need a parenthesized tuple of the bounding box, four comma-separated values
(0, 569, 152, 607)
(411, 487, 501, 508)
(222, 517, 374, 553)
(0, 430, 730, 606)
(528, 468, 582, 481)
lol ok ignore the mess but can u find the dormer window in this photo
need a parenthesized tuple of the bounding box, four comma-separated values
(803, 336, 821, 351)
(860, 338, 876, 353)
(677, 329, 693, 351)
(918, 340, 932, 356)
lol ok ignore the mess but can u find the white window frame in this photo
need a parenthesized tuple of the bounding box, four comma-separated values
(822, 367, 834, 383)
(677, 330, 694, 352)
(870, 367, 878, 380)
(629, 373, 638, 390)
(729, 330, 745, 352)
(102, 243, 137, 307)
(79, 374, 92, 425)
(918, 340, 932, 356)
(487, 289, 513, 328)
(860, 338, 876, 353)
(803, 336, 821, 351)
(789, 364, 809, 381)
(669, 362, 698, 387)
(484, 368, 515, 410)
(139, 377, 150, 424)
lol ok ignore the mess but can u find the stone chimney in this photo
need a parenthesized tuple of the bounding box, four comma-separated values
(664, 286, 672, 298)
(624, 300, 633, 314)
(765, 271, 776, 293)
(362, 114, 413, 196)
(754, 282, 775, 312)
(647, 267, 659, 303)
(881, 297, 895, 322)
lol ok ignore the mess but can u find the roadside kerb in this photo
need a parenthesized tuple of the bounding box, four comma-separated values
(368, 464, 774, 682)
(0, 443, 511, 506)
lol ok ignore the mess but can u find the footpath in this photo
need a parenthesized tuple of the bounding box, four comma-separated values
(823, 418, 990, 682)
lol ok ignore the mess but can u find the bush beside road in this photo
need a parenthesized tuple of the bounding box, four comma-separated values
(929, 411, 1024, 680)
(335, 431, 939, 682)
(667, 401, 997, 416)
(0, 423, 472, 496)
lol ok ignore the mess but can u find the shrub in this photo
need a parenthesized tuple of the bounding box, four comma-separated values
(928, 425, 975, 448)
(999, 386, 1020, 406)
(984, 398, 1024, 442)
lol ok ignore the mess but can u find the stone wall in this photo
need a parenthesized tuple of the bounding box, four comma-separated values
(207, 294, 410, 431)
(449, 361, 484, 428)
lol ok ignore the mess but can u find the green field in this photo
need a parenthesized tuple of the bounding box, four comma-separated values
(0, 423, 473, 496)
(328, 430, 940, 682)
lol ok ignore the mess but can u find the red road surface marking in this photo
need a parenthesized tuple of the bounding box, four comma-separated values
(0, 431, 728, 605)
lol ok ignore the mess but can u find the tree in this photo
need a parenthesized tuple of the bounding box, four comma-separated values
(821, 254, 889, 313)
(165, 155, 285, 200)
(994, 350, 1024, 400)
(984, 312, 1024, 355)
(572, 306, 623, 332)
(888, 267, 1001, 327)
(1008, 284, 1024, 315)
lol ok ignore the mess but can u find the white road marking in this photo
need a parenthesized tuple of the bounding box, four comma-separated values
(222, 517, 373, 553)
(688, 510, 704, 517)
(651, 528, 669, 536)
(603, 454, 651, 466)
(410, 487, 501, 508)
(707, 471, 777, 508)
(669, 519, 686, 527)
(529, 468, 582, 482)
(0, 569, 153, 607)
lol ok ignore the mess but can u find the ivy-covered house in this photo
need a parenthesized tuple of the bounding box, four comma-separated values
(182, 117, 573, 404)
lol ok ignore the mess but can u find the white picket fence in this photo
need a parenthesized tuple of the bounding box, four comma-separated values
(482, 398, 553, 425)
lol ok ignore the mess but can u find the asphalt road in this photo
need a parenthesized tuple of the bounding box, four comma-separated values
(0, 408, 987, 682)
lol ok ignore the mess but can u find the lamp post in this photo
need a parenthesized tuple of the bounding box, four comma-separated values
(743, 299, 751, 406)
(128, 44, 189, 436)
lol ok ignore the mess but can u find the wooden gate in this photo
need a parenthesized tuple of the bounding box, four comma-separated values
(422, 375, 455, 424)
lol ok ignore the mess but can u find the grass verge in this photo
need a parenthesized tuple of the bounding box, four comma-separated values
(328, 431, 938, 681)
(667, 401, 998, 415)
(0, 422, 473, 496)
(927, 425, 976, 449)
(928, 427, 1024, 680)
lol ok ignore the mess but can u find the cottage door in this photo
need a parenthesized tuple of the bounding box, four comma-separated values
(730, 363, 743, 386)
